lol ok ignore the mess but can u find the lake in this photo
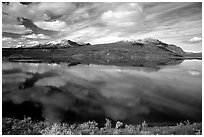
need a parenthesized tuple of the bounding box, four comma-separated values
(2, 60, 202, 125)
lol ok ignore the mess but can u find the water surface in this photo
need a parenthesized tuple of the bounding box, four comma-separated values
(2, 60, 202, 125)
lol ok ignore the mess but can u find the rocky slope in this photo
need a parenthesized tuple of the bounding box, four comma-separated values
(125, 38, 185, 54)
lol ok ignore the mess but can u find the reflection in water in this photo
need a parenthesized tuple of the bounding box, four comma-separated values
(2, 60, 202, 125)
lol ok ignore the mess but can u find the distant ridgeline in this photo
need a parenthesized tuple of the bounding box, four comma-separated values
(29, 39, 91, 48)
(17, 38, 183, 54)
(3, 38, 201, 67)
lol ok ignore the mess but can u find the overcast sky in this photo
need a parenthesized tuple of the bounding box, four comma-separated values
(2, 2, 202, 52)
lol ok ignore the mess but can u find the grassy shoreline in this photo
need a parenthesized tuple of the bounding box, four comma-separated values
(2, 117, 202, 135)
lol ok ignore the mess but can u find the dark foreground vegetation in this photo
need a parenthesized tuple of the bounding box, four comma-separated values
(2, 117, 202, 135)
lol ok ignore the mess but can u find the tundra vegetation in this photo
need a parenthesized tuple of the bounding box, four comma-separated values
(2, 117, 202, 135)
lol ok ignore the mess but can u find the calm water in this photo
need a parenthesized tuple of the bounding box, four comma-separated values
(2, 60, 202, 125)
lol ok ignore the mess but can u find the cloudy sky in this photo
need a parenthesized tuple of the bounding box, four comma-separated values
(2, 2, 202, 52)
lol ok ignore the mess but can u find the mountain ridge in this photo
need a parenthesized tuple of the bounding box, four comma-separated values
(28, 39, 91, 48)
(19, 38, 185, 55)
(3, 38, 201, 67)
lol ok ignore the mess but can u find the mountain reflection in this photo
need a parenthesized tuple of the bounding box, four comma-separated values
(2, 60, 201, 125)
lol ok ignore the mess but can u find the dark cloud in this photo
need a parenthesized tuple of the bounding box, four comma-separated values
(20, 2, 32, 5)
(2, 2, 9, 5)
(18, 18, 58, 36)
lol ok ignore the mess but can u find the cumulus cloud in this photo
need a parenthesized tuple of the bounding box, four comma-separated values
(23, 34, 50, 39)
(37, 2, 76, 16)
(101, 3, 144, 28)
(2, 24, 32, 34)
(188, 70, 200, 76)
(2, 2, 50, 22)
(189, 37, 202, 43)
(2, 37, 12, 41)
(2, 2, 202, 52)
(34, 20, 68, 31)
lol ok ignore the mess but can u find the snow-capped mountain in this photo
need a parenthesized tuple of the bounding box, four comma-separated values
(30, 39, 91, 48)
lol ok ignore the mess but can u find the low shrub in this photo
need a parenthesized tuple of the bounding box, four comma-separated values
(2, 117, 202, 135)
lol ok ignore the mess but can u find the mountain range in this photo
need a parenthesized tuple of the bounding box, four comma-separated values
(28, 39, 91, 48)
(22, 38, 184, 55)
(3, 38, 201, 67)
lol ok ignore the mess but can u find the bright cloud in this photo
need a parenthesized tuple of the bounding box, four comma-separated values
(189, 37, 202, 43)
(28, 41, 40, 45)
(188, 70, 200, 76)
(2, 37, 12, 41)
(101, 3, 144, 28)
(2, 24, 32, 34)
(23, 34, 50, 39)
(34, 20, 67, 31)
(2, 2, 202, 52)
